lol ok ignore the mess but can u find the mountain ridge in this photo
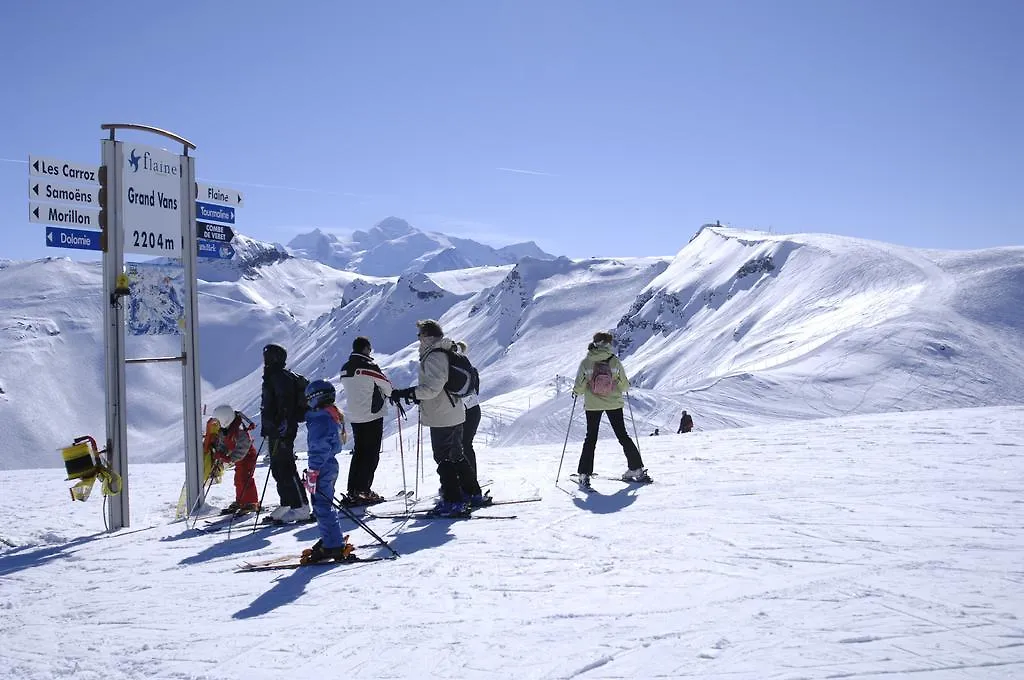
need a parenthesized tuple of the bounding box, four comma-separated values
(286, 217, 556, 275)
(1, 225, 1022, 469)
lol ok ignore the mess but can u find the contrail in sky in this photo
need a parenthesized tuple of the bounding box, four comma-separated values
(496, 167, 559, 177)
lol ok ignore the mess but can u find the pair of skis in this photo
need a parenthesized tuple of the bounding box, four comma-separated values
(367, 495, 541, 521)
(237, 552, 397, 572)
(568, 472, 655, 491)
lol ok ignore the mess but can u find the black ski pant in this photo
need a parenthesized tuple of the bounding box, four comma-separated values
(269, 436, 307, 508)
(462, 404, 481, 474)
(430, 424, 481, 502)
(348, 419, 384, 495)
(577, 408, 644, 475)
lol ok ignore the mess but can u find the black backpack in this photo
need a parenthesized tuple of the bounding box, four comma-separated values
(286, 369, 309, 422)
(427, 348, 480, 400)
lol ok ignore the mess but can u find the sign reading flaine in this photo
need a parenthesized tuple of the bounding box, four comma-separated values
(196, 201, 234, 224)
(46, 226, 102, 251)
(196, 182, 244, 207)
(197, 239, 235, 260)
(121, 142, 182, 257)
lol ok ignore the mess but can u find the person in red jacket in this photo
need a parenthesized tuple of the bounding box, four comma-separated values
(205, 404, 260, 514)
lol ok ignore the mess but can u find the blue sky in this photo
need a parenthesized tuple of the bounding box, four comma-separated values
(1, 0, 1021, 262)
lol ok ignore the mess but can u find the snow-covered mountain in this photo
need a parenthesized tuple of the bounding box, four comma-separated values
(286, 216, 556, 275)
(1, 225, 1023, 471)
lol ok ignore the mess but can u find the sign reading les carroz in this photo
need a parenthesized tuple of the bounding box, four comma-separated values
(121, 142, 182, 256)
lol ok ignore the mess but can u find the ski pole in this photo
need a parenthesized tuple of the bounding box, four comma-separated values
(396, 405, 409, 512)
(226, 438, 265, 539)
(187, 471, 217, 530)
(251, 438, 274, 533)
(555, 395, 577, 484)
(415, 420, 423, 498)
(320, 488, 400, 558)
(626, 392, 641, 457)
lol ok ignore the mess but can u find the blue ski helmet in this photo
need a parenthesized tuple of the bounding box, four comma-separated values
(305, 379, 336, 409)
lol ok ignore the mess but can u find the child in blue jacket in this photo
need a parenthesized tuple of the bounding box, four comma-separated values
(301, 379, 354, 564)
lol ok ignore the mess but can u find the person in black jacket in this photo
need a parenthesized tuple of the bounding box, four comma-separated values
(678, 410, 694, 434)
(260, 343, 310, 523)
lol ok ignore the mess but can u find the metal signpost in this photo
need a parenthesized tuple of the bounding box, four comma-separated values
(30, 125, 244, 531)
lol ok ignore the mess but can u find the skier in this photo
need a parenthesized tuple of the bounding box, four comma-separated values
(339, 336, 392, 506)
(260, 343, 311, 523)
(205, 404, 260, 514)
(390, 319, 485, 516)
(300, 379, 355, 564)
(455, 340, 483, 480)
(571, 331, 650, 490)
(677, 410, 694, 434)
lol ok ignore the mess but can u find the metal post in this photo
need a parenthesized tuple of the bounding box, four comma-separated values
(180, 153, 204, 513)
(102, 138, 130, 530)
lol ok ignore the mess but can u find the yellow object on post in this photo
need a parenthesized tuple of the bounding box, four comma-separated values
(59, 436, 123, 502)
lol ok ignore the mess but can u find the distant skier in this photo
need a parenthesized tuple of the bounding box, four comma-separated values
(260, 343, 311, 523)
(571, 331, 650, 490)
(205, 404, 260, 514)
(300, 379, 355, 564)
(339, 336, 392, 506)
(390, 319, 485, 516)
(678, 410, 694, 434)
(650, 428, 660, 436)
(455, 340, 483, 481)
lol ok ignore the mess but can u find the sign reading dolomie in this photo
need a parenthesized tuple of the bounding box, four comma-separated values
(121, 142, 182, 256)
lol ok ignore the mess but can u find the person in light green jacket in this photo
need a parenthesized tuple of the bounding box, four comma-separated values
(571, 331, 649, 490)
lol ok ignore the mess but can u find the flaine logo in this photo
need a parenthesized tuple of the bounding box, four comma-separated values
(127, 148, 179, 177)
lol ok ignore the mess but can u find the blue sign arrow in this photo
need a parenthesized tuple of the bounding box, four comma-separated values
(195, 201, 235, 224)
(45, 226, 102, 251)
(197, 238, 235, 260)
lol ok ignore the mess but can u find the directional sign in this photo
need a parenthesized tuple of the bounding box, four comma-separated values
(30, 155, 100, 184)
(30, 202, 103, 229)
(122, 142, 182, 257)
(197, 238, 235, 260)
(30, 179, 103, 207)
(197, 221, 234, 242)
(46, 226, 102, 251)
(197, 182, 244, 207)
(196, 201, 235, 224)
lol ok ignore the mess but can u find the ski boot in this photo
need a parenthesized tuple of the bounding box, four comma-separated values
(622, 468, 653, 484)
(300, 537, 355, 565)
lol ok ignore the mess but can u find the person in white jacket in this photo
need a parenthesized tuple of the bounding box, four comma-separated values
(338, 336, 393, 505)
(390, 319, 483, 516)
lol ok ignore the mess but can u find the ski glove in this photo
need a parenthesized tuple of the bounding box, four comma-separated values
(303, 468, 319, 495)
(390, 387, 417, 404)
